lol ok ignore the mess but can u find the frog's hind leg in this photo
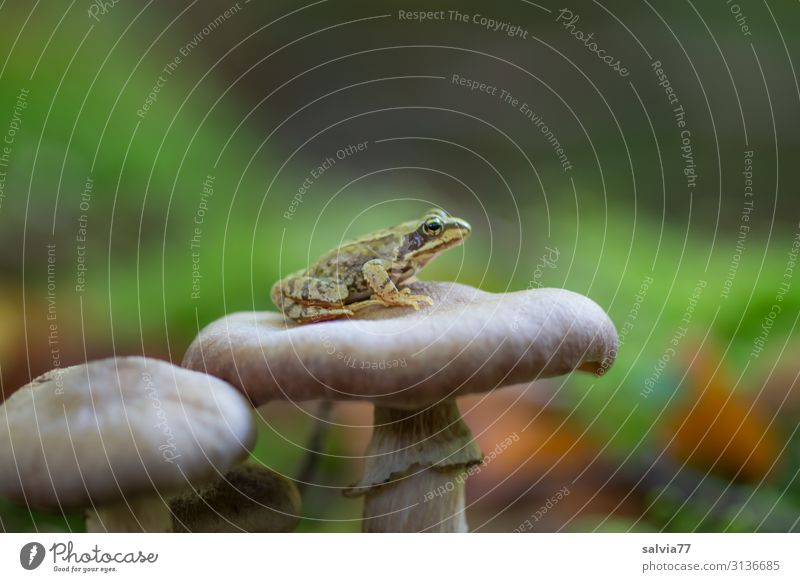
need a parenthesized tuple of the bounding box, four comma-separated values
(273, 276, 353, 323)
(278, 276, 350, 304)
(279, 296, 354, 323)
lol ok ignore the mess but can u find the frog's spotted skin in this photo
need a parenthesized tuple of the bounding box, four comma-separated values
(271, 209, 471, 323)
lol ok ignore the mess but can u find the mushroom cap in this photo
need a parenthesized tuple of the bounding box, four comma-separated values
(0, 357, 256, 509)
(183, 282, 618, 409)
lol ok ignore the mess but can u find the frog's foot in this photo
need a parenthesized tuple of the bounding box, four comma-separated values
(347, 298, 387, 313)
(362, 259, 436, 311)
(374, 289, 434, 311)
(398, 292, 435, 310)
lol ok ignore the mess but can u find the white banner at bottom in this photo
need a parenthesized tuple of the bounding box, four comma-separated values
(0, 533, 797, 581)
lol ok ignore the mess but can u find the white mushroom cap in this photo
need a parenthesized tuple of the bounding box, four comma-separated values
(181, 281, 618, 532)
(182, 282, 618, 408)
(0, 356, 256, 509)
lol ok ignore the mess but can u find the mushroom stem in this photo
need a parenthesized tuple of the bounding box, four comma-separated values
(85, 496, 172, 532)
(352, 400, 482, 533)
(363, 466, 469, 532)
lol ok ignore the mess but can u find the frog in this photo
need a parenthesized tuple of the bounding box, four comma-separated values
(271, 208, 471, 323)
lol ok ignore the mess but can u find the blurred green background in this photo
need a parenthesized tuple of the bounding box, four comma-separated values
(1, 0, 799, 532)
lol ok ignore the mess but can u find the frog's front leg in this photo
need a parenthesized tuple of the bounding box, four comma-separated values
(362, 259, 434, 310)
(272, 275, 353, 323)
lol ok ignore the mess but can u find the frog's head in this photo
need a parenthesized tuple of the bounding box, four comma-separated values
(399, 208, 471, 268)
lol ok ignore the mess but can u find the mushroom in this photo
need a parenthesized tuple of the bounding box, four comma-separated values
(170, 463, 301, 532)
(182, 281, 618, 532)
(0, 356, 257, 532)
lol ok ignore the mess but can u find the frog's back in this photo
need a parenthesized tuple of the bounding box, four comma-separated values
(305, 230, 404, 284)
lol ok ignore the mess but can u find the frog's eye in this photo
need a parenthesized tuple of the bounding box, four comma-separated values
(423, 217, 444, 236)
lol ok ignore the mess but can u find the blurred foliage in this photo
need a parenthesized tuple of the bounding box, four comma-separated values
(1, 0, 799, 531)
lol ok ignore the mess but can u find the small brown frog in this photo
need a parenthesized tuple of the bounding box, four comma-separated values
(271, 209, 471, 323)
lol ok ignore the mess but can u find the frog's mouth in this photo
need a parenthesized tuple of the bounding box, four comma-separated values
(412, 228, 470, 265)
(442, 220, 471, 245)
